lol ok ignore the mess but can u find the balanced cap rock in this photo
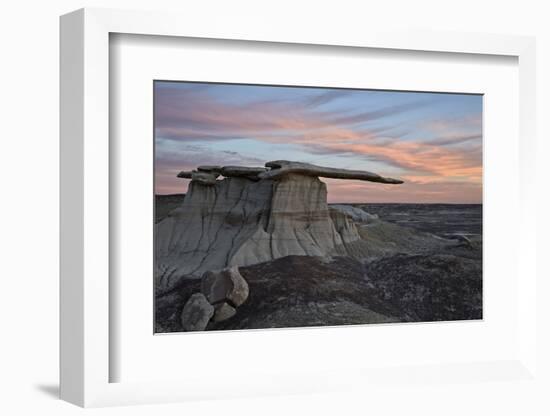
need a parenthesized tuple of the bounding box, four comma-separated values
(156, 160, 403, 294)
(177, 160, 402, 184)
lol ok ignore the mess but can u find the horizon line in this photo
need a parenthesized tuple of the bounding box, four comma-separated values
(154, 193, 482, 205)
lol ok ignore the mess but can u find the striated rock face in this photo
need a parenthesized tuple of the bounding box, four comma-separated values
(155, 176, 272, 293)
(155, 161, 403, 294)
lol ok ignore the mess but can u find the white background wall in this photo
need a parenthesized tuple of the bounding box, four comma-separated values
(0, 0, 548, 414)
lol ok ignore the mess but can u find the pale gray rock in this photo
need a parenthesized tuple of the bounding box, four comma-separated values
(261, 160, 403, 184)
(330, 204, 379, 223)
(180, 293, 215, 331)
(212, 302, 237, 322)
(177, 169, 220, 184)
(201, 266, 249, 307)
(176, 170, 193, 178)
(155, 177, 273, 293)
(227, 268, 249, 307)
(191, 171, 219, 185)
(201, 270, 231, 305)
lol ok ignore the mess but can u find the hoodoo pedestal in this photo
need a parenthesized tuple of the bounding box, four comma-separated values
(155, 160, 403, 294)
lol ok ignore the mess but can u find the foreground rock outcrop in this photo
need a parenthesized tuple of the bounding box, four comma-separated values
(155, 161, 403, 294)
(157, 247, 481, 333)
(179, 266, 250, 331)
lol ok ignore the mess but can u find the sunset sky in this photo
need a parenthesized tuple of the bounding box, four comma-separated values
(154, 81, 482, 203)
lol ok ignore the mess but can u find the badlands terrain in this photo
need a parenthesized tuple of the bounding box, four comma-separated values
(154, 161, 482, 332)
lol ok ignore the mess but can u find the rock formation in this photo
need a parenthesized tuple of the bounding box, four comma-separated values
(155, 160, 403, 294)
(330, 204, 379, 224)
(261, 160, 404, 184)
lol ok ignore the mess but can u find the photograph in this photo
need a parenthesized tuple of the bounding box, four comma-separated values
(1, 0, 543, 412)
(153, 81, 483, 333)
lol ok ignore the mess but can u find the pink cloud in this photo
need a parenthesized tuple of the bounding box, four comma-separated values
(324, 178, 481, 204)
(155, 85, 482, 203)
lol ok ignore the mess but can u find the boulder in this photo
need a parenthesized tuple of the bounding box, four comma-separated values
(448, 234, 473, 249)
(212, 302, 237, 322)
(201, 266, 249, 307)
(330, 204, 379, 223)
(180, 293, 215, 331)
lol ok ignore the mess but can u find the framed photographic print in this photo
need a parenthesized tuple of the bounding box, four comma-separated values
(153, 81, 483, 333)
(60, 8, 538, 408)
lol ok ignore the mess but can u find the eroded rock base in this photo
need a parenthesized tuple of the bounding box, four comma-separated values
(155, 174, 361, 294)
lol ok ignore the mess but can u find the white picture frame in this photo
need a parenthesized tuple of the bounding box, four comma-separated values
(60, 7, 538, 408)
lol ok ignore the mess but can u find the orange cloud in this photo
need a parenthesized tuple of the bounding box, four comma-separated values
(155, 83, 483, 202)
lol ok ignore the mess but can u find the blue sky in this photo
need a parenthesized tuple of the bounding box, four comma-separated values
(155, 81, 482, 203)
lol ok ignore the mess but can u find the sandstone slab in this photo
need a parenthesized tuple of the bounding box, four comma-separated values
(261, 160, 404, 184)
(191, 171, 219, 185)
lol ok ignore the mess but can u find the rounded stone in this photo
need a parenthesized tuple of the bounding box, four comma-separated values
(180, 293, 215, 331)
(212, 302, 237, 322)
(201, 266, 249, 307)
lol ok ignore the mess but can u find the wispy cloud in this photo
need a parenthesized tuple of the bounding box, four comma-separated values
(155, 141, 265, 194)
(154, 85, 430, 141)
(154, 82, 482, 202)
(303, 89, 352, 108)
